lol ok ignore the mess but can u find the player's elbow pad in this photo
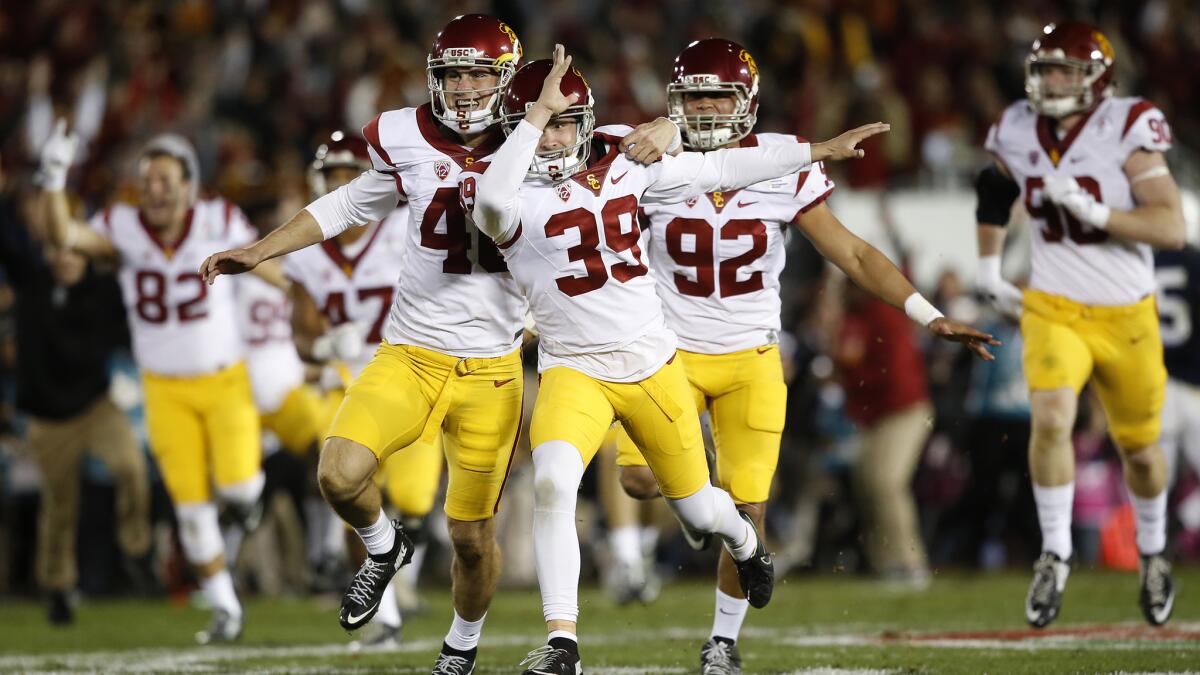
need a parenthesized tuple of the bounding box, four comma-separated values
(975, 165, 1020, 227)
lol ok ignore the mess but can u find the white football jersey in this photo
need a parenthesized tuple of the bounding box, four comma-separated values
(642, 133, 834, 353)
(363, 104, 526, 356)
(90, 198, 253, 377)
(986, 96, 1173, 306)
(283, 208, 409, 378)
(237, 274, 305, 414)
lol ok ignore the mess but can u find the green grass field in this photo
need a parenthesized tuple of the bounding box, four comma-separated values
(1, 567, 1197, 673)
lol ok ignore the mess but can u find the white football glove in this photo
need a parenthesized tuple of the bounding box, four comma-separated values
(35, 118, 79, 191)
(1042, 174, 1110, 229)
(976, 255, 1023, 320)
(312, 321, 369, 363)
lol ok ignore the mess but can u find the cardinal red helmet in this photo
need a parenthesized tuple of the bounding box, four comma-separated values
(500, 59, 595, 178)
(667, 38, 760, 150)
(427, 14, 523, 134)
(1025, 21, 1115, 118)
(308, 130, 370, 197)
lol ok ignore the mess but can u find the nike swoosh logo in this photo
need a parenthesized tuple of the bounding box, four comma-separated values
(610, 171, 628, 185)
(756, 346, 773, 354)
(718, 608, 739, 615)
(346, 604, 378, 625)
(1069, 155, 1086, 163)
(737, 200, 757, 207)
(1130, 334, 1147, 344)
(494, 378, 516, 388)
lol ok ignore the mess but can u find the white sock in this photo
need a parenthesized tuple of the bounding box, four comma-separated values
(1033, 482, 1074, 560)
(200, 569, 241, 619)
(548, 629, 577, 646)
(669, 484, 757, 561)
(532, 441, 586, 623)
(710, 588, 749, 641)
(610, 526, 643, 568)
(373, 578, 400, 628)
(355, 509, 396, 556)
(640, 525, 659, 556)
(399, 542, 428, 587)
(1129, 489, 1167, 556)
(444, 610, 486, 652)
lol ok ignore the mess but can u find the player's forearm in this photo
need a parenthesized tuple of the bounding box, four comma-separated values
(474, 120, 539, 238)
(838, 241, 919, 311)
(1104, 205, 1185, 250)
(42, 188, 74, 248)
(977, 224, 1007, 258)
(248, 210, 325, 263)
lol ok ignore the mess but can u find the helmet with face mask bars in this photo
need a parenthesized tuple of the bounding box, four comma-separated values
(499, 59, 595, 179)
(667, 38, 760, 150)
(1025, 21, 1115, 119)
(427, 14, 524, 134)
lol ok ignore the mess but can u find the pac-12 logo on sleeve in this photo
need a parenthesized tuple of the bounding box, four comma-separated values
(434, 160, 451, 181)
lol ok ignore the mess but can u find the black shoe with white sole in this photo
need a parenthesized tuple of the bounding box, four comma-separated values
(1025, 551, 1070, 628)
(1139, 552, 1175, 627)
(732, 511, 774, 609)
(431, 643, 476, 674)
(699, 636, 742, 675)
(195, 608, 243, 645)
(338, 521, 413, 631)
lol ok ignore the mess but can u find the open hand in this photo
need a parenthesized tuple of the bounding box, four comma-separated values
(927, 317, 1002, 361)
(199, 247, 261, 284)
(534, 44, 580, 117)
(813, 122, 890, 161)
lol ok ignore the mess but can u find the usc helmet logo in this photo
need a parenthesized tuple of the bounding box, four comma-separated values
(573, 67, 589, 88)
(739, 49, 759, 80)
(1092, 31, 1114, 61)
(498, 22, 522, 61)
(586, 174, 600, 190)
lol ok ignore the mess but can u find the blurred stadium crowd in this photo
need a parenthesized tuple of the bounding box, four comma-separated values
(1, 0, 1198, 607)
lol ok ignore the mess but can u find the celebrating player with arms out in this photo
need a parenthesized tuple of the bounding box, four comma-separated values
(609, 38, 997, 674)
(974, 21, 1185, 627)
(286, 131, 441, 649)
(38, 127, 283, 643)
(202, 14, 525, 672)
(463, 45, 995, 675)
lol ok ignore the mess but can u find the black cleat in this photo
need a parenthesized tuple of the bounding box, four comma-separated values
(1025, 551, 1070, 628)
(1139, 552, 1175, 627)
(338, 521, 413, 631)
(732, 511, 773, 608)
(520, 641, 583, 674)
(431, 643, 476, 674)
(700, 636, 742, 674)
(47, 590, 74, 625)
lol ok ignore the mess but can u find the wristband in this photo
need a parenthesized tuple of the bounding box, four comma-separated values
(904, 292, 944, 327)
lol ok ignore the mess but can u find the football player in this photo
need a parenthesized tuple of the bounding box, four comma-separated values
(463, 46, 994, 675)
(974, 21, 1185, 627)
(198, 16, 674, 673)
(609, 37, 993, 673)
(286, 131, 442, 649)
(38, 126, 282, 643)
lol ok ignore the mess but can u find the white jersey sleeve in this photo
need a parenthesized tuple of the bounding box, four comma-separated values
(643, 142, 813, 204)
(304, 170, 402, 240)
(1119, 100, 1173, 159)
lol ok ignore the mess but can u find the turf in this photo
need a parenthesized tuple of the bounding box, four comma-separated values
(1, 567, 1197, 673)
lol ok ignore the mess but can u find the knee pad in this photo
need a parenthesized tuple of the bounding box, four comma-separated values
(667, 483, 720, 533)
(216, 471, 265, 510)
(175, 501, 224, 565)
(532, 441, 586, 511)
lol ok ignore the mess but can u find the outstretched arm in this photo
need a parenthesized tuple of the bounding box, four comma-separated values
(644, 123, 890, 203)
(797, 203, 1000, 361)
(975, 161, 1023, 320)
(201, 169, 398, 284)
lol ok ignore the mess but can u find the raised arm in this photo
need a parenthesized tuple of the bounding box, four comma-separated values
(201, 169, 398, 284)
(37, 119, 117, 260)
(644, 123, 889, 203)
(473, 44, 580, 241)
